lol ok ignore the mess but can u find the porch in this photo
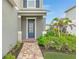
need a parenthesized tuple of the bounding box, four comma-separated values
(18, 16, 45, 42)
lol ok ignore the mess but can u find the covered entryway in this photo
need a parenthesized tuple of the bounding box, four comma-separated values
(20, 17, 36, 41)
(17, 9, 46, 42)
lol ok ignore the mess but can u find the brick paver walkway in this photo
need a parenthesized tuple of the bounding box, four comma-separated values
(17, 42, 44, 59)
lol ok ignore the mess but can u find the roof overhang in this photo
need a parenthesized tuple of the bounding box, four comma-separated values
(18, 9, 47, 16)
(65, 6, 76, 13)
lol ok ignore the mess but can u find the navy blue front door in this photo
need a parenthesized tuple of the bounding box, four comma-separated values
(28, 19, 35, 38)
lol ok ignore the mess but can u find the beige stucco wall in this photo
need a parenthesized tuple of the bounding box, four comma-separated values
(65, 7, 76, 35)
(2, 0, 18, 56)
(21, 16, 45, 40)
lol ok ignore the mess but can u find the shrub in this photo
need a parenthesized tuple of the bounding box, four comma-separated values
(37, 36, 45, 46)
(37, 35, 50, 47)
(3, 53, 15, 59)
(37, 30, 76, 53)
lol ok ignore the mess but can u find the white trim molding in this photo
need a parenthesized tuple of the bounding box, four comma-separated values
(26, 17, 28, 39)
(7, 0, 16, 7)
(26, 17, 36, 39)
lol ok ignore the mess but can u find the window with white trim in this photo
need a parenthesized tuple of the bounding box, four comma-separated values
(23, 0, 40, 8)
(23, 0, 35, 8)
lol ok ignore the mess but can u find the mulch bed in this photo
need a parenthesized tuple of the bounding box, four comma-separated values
(8, 43, 23, 58)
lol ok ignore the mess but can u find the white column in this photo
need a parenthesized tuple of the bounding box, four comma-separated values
(18, 15, 22, 42)
(42, 16, 46, 35)
(43, 16, 46, 30)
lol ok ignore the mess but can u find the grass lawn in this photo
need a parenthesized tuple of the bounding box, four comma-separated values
(43, 52, 76, 59)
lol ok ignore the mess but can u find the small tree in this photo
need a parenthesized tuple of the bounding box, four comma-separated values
(51, 17, 75, 36)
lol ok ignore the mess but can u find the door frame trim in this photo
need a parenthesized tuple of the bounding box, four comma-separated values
(26, 17, 36, 39)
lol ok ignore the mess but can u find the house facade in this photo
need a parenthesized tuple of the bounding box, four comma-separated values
(65, 6, 76, 35)
(17, 0, 46, 42)
(2, 0, 46, 56)
(2, 0, 18, 56)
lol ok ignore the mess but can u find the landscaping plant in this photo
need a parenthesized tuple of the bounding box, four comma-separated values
(3, 53, 15, 59)
(3, 41, 23, 59)
(37, 17, 76, 53)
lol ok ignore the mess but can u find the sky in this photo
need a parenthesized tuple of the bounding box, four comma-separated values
(43, 0, 76, 24)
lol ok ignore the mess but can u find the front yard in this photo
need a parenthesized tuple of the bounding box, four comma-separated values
(43, 51, 76, 59)
(37, 17, 76, 59)
(3, 18, 76, 59)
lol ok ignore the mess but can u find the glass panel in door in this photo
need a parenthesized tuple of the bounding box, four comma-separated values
(28, 19, 35, 38)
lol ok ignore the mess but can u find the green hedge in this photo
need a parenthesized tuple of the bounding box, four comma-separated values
(37, 31, 76, 53)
